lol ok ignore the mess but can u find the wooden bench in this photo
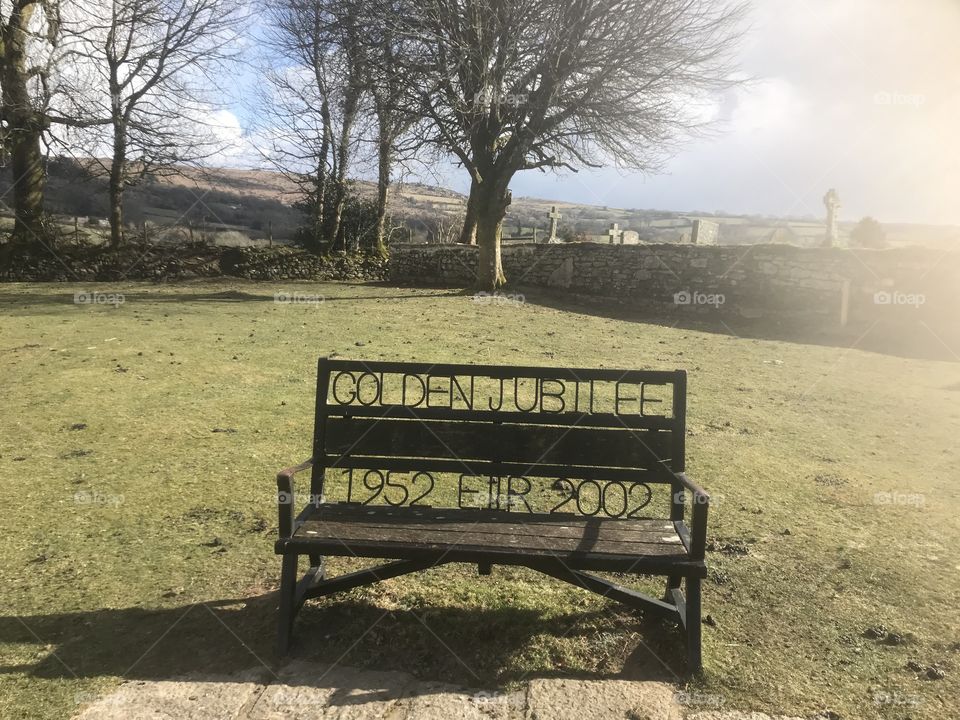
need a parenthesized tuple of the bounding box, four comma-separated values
(275, 359, 710, 670)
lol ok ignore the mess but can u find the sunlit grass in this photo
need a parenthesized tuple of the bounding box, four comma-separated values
(0, 279, 957, 719)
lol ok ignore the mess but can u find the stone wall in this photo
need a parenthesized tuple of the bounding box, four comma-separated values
(387, 242, 960, 329)
(0, 243, 387, 283)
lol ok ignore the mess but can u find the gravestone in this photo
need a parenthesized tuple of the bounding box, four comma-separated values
(691, 219, 719, 246)
(823, 188, 841, 247)
(547, 206, 562, 242)
(607, 223, 623, 244)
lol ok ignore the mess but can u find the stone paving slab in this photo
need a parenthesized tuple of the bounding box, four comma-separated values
(246, 661, 416, 719)
(71, 662, 811, 720)
(687, 714, 806, 720)
(526, 677, 683, 720)
(389, 681, 525, 720)
(73, 669, 270, 720)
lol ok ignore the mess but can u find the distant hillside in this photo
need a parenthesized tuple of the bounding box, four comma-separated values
(0, 160, 303, 243)
(1, 160, 957, 249)
(0, 160, 470, 245)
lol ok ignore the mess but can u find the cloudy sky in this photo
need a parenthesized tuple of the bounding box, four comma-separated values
(224, 0, 960, 225)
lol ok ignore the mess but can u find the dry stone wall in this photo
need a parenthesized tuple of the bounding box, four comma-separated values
(388, 242, 960, 329)
(0, 244, 387, 282)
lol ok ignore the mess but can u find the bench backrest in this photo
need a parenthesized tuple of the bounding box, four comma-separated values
(310, 359, 687, 519)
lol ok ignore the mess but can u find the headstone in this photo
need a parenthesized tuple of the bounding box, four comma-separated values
(823, 188, 841, 247)
(607, 222, 622, 244)
(691, 219, 719, 246)
(547, 205, 562, 242)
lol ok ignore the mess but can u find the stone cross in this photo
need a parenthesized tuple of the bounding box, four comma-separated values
(823, 188, 841, 247)
(607, 222, 622, 244)
(547, 205, 562, 241)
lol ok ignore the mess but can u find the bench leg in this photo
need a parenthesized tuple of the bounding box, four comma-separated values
(309, 554, 326, 580)
(277, 553, 298, 656)
(664, 574, 682, 601)
(295, 557, 326, 606)
(686, 576, 702, 673)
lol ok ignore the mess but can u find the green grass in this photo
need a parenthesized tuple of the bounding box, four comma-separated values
(0, 280, 958, 719)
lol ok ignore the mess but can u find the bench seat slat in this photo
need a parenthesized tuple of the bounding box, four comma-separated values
(279, 504, 701, 575)
(295, 523, 684, 556)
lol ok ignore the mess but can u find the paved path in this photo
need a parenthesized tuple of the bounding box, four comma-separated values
(72, 661, 806, 720)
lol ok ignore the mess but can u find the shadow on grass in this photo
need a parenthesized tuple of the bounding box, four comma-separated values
(0, 284, 464, 311)
(518, 286, 960, 363)
(10, 276, 944, 361)
(0, 590, 686, 688)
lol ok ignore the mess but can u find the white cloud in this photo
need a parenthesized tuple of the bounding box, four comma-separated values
(204, 109, 263, 169)
(728, 79, 807, 137)
(504, 0, 960, 225)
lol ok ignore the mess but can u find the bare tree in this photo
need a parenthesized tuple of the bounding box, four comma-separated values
(364, 27, 407, 255)
(1, 0, 60, 244)
(327, 0, 363, 250)
(261, 0, 369, 252)
(435, 209, 463, 244)
(258, 0, 336, 249)
(387, 0, 746, 289)
(354, 1, 427, 256)
(58, 0, 243, 247)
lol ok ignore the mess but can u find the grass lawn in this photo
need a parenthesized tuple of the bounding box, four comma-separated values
(0, 280, 957, 719)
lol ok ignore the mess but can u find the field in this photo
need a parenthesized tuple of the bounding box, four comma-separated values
(7, 161, 960, 249)
(0, 280, 958, 719)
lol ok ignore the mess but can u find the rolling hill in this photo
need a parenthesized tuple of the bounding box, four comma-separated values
(2, 160, 957, 250)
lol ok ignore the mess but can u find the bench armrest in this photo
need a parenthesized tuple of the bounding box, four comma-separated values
(675, 472, 710, 502)
(277, 458, 314, 538)
(674, 472, 709, 561)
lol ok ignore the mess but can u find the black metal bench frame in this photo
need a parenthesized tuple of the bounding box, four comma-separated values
(275, 359, 710, 671)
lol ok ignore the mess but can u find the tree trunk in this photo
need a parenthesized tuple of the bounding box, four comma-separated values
(312, 98, 331, 252)
(474, 180, 511, 290)
(2, 4, 48, 245)
(329, 182, 346, 253)
(310, 175, 325, 251)
(310, 153, 326, 253)
(329, 90, 359, 251)
(108, 129, 127, 247)
(374, 133, 392, 257)
(8, 125, 46, 244)
(459, 178, 479, 245)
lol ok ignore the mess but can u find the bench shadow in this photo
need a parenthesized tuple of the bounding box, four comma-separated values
(0, 589, 685, 691)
